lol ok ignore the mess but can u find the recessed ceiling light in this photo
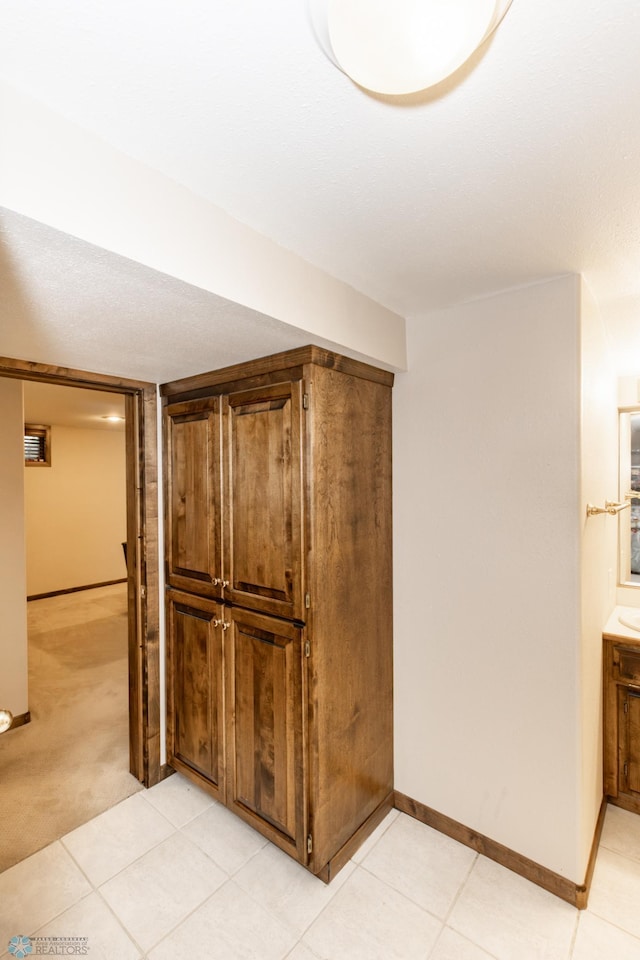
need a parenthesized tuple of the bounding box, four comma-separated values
(101, 415, 125, 422)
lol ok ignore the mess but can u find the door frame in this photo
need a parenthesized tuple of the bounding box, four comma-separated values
(0, 355, 162, 787)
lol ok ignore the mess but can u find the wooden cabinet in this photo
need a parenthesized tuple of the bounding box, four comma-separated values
(223, 381, 304, 621)
(165, 398, 222, 599)
(225, 607, 307, 863)
(604, 635, 640, 813)
(166, 592, 225, 798)
(618, 688, 640, 797)
(162, 346, 394, 880)
(166, 382, 303, 619)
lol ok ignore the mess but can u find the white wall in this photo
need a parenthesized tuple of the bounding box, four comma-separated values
(0, 380, 28, 717)
(578, 278, 617, 874)
(394, 276, 585, 880)
(24, 425, 127, 596)
(618, 375, 640, 408)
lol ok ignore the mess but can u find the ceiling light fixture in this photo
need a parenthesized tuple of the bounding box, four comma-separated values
(101, 415, 125, 423)
(311, 0, 513, 95)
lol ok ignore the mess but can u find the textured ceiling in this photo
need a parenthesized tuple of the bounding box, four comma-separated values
(0, 209, 316, 382)
(1, 0, 640, 376)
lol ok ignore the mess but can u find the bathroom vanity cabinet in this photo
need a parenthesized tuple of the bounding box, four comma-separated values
(603, 634, 640, 813)
(161, 346, 394, 880)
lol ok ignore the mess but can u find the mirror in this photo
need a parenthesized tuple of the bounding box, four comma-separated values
(619, 411, 640, 585)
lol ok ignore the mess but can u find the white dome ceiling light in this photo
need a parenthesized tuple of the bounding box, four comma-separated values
(310, 0, 513, 95)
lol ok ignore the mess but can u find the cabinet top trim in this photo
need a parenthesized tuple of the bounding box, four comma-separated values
(160, 345, 394, 400)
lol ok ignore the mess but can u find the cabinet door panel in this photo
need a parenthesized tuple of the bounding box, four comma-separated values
(167, 592, 224, 795)
(165, 399, 222, 597)
(614, 646, 640, 684)
(226, 610, 306, 860)
(223, 382, 303, 620)
(629, 691, 640, 795)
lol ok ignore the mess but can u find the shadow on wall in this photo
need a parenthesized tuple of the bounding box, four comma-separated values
(0, 210, 58, 364)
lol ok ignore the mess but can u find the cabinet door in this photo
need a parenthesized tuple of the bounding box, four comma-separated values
(167, 591, 225, 797)
(226, 608, 307, 862)
(619, 687, 640, 797)
(222, 381, 304, 621)
(165, 398, 222, 598)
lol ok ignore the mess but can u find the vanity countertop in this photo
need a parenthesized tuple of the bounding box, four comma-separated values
(603, 606, 640, 642)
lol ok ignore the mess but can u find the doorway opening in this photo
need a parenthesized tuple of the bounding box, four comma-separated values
(0, 356, 161, 788)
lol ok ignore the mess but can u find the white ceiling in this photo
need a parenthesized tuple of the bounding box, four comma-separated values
(1, 0, 640, 378)
(23, 382, 125, 431)
(0, 209, 318, 382)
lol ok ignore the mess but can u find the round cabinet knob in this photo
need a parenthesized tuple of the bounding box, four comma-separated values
(212, 578, 221, 586)
(222, 621, 230, 631)
(222, 580, 229, 589)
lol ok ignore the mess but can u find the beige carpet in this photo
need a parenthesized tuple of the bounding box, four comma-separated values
(0, 584, 143, 873)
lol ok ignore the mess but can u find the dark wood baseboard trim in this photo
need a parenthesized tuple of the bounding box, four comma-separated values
(395, 791, 597, 909)
(316, 792, 395, 884)
(608, 793, 640, 816)
(27, 579, 127, 601)
(576, 797, 607, 909)
(5, 711, 31, 731)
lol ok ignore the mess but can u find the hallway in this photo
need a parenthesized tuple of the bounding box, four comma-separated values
(0, 584, 141, 872)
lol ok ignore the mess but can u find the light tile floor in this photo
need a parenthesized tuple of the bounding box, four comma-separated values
(1, 775, 640, 959)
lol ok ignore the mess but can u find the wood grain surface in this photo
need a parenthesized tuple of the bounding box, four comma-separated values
(162, 348, 393, 878)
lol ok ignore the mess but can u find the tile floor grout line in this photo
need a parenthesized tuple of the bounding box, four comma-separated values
(145, 875, 231, 956)
(55, 834, 148, 955)
(90, 884, 149, 959)
(270, 806, 404, 943)
(422, 852, 494, 960)
(6, 821, 640, 960)
(441, 850, 479, 926)
(270, 858, 364, 945)
(357, 859, 448, 928)
(139, 877, 243, 958)
(355, 807, 401, 858)
(171, 821, 248, 879)
(227, 841, 361, 945)
(92, 828, 235, 953)
(231, 862, 317, 940)
(60, 804, 179, 888)
(425, 920, 503, 960)
(57, 835, 100, 888)
(582, 905, 640, 943)
(597, 840, 640, 866)
(422, 922, 448, 960)
(110, 788, 178, 833)
(565, 904, 581, 960)
(284, 937, 323, 960)
(19, 886, 95, 947)
(224, 837, 270, 878)
(24, 840, 97, 929)
(139, 783, 216, 830)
